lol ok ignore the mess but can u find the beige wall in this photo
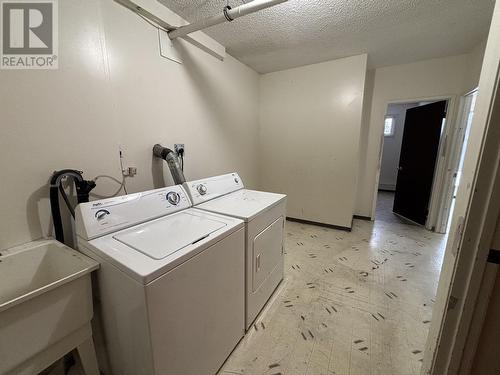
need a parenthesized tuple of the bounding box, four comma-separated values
(355, 49, 485, 218)
(464, 41, 488, 94)
(259, 55, 368, 228)
(0, 0, 488, 250)
(462, 218, 500, 375)
(470, 266, 500, 375)
(0, 0, 260, 251)
(470, 216, 500, 375)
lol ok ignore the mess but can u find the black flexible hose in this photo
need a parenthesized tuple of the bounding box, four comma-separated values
(49, 169, 95, 244)
(50, 184, 65, 243)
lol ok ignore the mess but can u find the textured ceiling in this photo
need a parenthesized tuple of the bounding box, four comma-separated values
(158, 0, 496, 73)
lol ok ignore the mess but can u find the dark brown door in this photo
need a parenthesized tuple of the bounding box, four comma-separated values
(393, 100, 447, 225)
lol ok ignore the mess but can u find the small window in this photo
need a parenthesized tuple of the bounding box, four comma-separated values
(384, 116, 395, 137)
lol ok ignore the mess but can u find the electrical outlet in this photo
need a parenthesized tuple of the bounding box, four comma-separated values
(122, 167, 137, 177)
(174, 144, 185, 155)
(126, 167, 137, 177)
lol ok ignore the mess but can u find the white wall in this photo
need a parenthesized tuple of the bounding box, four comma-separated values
(0, 0, 260, 251)
(379, 103, 419, 190)
(355, 49, 485, 218)
(259, 55, 368, 228)
(464, 41, 487, 93)
(470, 266, 500, 375)
(469, 216, 500, 375)
(469, 212, 500, 374)
(0, 0, 487, 250)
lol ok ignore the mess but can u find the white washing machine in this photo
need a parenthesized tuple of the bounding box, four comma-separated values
(183, 173, 286, 329)
(75, 185, 245, 375)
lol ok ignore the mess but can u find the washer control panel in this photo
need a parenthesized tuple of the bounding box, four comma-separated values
(183, 172, 244, 205)
(76, 185, 191, 240)
(166, 191, 181, 205)
(95, 209, 111, 221)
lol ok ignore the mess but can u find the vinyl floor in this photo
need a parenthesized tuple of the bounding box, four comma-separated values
(218, 192, 447, 375)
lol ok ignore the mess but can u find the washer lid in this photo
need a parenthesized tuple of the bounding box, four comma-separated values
(113, 211, 226, 260)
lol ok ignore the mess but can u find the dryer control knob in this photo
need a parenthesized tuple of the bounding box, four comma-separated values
(197, 184, 207, 195)
(166, 192, 180, 205)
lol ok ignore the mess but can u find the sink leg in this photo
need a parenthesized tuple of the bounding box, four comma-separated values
(76, 337, 100, 375)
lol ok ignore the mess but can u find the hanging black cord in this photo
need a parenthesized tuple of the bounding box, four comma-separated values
(58, 184, 76, 218)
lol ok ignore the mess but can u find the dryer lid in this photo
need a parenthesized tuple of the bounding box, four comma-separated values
(113, 211, 226, 260)
(197, 189, 286, 221)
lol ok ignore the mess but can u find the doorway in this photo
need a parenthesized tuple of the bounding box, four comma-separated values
(376, 100, 448, 227)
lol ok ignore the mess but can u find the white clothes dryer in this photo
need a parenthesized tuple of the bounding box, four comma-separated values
(183, 173, 286, 329)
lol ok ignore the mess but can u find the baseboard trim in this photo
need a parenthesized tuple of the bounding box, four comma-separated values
(286, 217, 352, 232)
(353, 215, 372, 221)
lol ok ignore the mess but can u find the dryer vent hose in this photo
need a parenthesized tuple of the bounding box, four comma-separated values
(153, 144, 186, 185)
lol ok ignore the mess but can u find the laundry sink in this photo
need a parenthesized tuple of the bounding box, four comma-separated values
(0, 240, 99, 375)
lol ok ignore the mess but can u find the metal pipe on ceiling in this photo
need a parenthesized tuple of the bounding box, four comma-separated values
(168, 0, 287, 40)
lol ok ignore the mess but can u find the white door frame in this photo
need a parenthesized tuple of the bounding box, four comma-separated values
(426, 97, 459, 231)
(422, 2, 500, 372)
(370, 95, 458, 228)
(434, 89, 478, 234)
